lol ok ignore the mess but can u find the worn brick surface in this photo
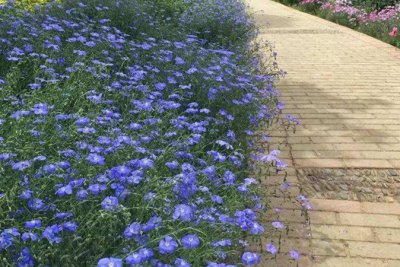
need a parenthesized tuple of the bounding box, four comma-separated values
(311, 224, 375, 241)
(338, 213, 400, 228)
(310, 199, 362, 213)
(311, 239, 348, 257)
(247, 0, 400, 265)
(374, 228, 400, 243)
(309, 211, 338, 225)
(247, 0, 400, 169)
(261, 255, 313, 267)
(313, 257, 400, 267)
(360, 202, 400, 215)
(348, 241, 400, 259)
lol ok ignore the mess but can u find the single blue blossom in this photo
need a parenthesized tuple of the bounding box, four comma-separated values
(87, 153, 105, 165)
(138, 248, 154, 260)
(289, 249, 301, 260)
(18, 247, 34, 267)
(124, 222, 141, 239)
(175, 258, 191, 267)
(97, 258, 123, 267)
(266, 243, 278, 255)
(181, 234, 200, 249)
(159, 236, 178, 254)
(172, 204, 193, 222)
(241, 252, 260, 266)
(125, 252, 142, 265)
(101, 196, 119, 211)
(25, 219, 41, 229)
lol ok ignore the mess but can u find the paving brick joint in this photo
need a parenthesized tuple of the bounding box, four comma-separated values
(246, 0, 400, 266)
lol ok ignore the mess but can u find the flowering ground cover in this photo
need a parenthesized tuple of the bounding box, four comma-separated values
(276, 0, 400, 47)
(0, 0, 291, 266)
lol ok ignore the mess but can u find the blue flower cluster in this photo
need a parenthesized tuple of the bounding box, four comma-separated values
(0, 0, 283, 266)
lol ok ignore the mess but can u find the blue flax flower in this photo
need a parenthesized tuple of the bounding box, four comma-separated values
(266, 243, 278, 255)
(22, 232, 38, 242)
(87, 153, 105, 165)
(12, 161, 32, 171)
(63, 221, 78, 232)
(101, 196, 119, 210)
(18, 247, 34, 267)
(175, 258, 191, 267)
(25, 219, 41, 229)
(241, 252, 260, 266)
(172, 204, 193, 222)
(289, 249, 301, 260)
(32, 103, 49, 115)
(97, 257, 123, 267)
(56, 184, 73, 197)
(159, 236, 178, 254)
(0, 232, 13, 249)
(126, 252, 142, 265)
(28, 198, 45, 211)
(42, 224, 62, 244)
(138, 247, 154, 260)
(181, 234, 200, 249)
(124, 222, 141, 239)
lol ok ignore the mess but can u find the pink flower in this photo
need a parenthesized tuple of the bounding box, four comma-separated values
(389, 27, 398, 37)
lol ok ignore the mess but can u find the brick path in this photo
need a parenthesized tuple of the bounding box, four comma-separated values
(246, 0, 400, 266)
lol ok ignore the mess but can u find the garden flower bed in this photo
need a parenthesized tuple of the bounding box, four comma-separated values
(276, 0, 400, 47)
(0, 0, 287, 266)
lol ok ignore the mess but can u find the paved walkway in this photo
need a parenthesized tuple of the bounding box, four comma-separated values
(246, 0, 400, 266)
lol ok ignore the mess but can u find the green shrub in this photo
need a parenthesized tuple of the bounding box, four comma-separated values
(179, 0, 256, 47)
(351, 0, 398, 11)
(276, 0, 301, 6)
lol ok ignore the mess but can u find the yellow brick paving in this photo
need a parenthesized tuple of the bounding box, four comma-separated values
(246, 0, 400, 266)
